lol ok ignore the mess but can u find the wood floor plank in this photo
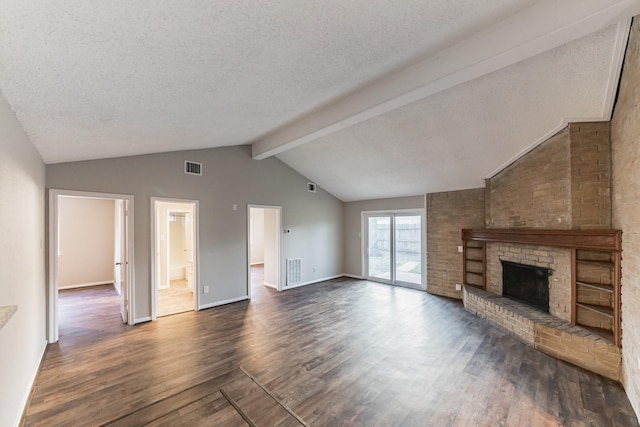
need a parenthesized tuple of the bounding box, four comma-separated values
(103, 369, 245, 426)
(144, 391, 245, 427)
(23, 268, 638, 426)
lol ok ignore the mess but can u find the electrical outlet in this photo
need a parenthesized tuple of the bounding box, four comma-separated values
(455, 284, 462, 291)
(637, 357, 640, 370)
(457, 245, 463, 253)
(203, 286, 209, 294)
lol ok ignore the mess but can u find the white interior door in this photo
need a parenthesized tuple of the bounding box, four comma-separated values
(185, 212, 194, 290)
(118, 200, 129, 323)
(113, 200, 123, 295)
(165, 211, 172, 289)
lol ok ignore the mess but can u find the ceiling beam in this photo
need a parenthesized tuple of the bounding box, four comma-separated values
(252, 0, 640, 160)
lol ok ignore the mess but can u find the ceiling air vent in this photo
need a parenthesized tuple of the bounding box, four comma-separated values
(307, 182, 316, 193)
(185, 161, 202, 176)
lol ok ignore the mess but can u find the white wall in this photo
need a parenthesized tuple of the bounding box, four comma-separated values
(0, 89, 46, 426)
(343, 196, 425, 277)
(263, 208, 278, 287)
(58, 197, 115, 288)
(250, 208, 265, 265)
(47, 146, 344, 319)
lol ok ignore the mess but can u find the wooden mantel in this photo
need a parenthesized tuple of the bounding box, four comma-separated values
(461, 228, 621, 252)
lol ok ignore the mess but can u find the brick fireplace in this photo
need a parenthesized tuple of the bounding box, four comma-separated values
(460, 228, 621, 380)
(423, 20, 640, 415)
(426, 121, 622, 380)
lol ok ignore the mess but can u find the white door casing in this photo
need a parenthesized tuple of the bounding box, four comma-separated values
(247, 205, 283, 298)
(150, 198, 199, 320)
(48, 189, 135, 343)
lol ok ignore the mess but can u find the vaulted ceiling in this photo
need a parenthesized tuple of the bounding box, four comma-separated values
(1, 1, 639, 201)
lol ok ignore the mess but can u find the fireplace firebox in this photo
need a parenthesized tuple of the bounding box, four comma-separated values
(501, 260, 551, 312)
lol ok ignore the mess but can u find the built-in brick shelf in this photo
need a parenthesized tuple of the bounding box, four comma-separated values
(463, 285, 621, 381)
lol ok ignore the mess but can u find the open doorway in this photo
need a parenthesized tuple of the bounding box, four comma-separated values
(48, 190, 134, 343)
(152, 199, 198, 318)
(247, 205, 281, 297)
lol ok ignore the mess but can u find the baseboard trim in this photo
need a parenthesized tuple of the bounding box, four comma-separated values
(284, 274, 344, 290)
(18, 339, 48, 427)
(199, 296, 249, 310)
(342, 274, 363, 279)
(134, 316, 152, 324)
(250, 262, 264, 266)
(262, 282, 277, 289)
(58, 281, 114, 290)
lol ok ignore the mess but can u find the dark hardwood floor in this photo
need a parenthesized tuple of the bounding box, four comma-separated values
(24, 269, 638, 426)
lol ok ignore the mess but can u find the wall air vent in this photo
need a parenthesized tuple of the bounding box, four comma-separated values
(307, 182, 316, 193)
(286, 258, 302, 286)
(185, 161, 202, 176)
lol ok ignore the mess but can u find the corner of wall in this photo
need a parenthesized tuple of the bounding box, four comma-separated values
(611, 14, 640, 420)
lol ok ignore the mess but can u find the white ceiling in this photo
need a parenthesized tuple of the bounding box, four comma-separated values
(0, 1, 638, 201)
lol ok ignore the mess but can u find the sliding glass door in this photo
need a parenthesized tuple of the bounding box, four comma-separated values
(364, 211, 424, 288)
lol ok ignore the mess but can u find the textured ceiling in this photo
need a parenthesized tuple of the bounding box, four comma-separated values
(0, 0, 536, 163)
(0, 1, 637, 202)
(277, 25, 619, 201)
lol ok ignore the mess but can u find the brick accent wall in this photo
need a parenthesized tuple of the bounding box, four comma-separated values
(486, 129, 571, 229)
(485, 122, 611, 230)
(426, 189, 484, 299)
(570, 122, 612, 229)
(486, 243, 571, 321)
(612, 17, 640, 418)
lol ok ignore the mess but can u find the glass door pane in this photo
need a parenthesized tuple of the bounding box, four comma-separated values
(394, 215, 422, 286)
(367, 216, 391, 281)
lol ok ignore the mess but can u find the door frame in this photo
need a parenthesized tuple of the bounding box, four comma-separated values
(361, 209, 426, 290)
(150, 197, 200, 319)
(247, 204, 283, 298)
(48, 189, 135, 343)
